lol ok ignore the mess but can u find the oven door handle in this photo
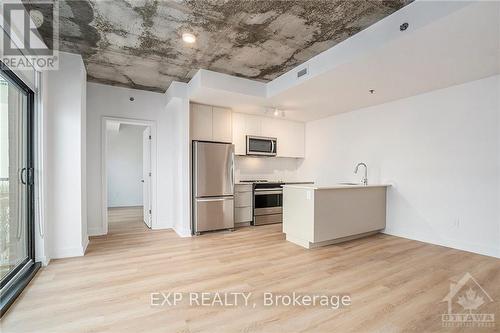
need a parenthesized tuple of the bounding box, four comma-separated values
(254, 190, 282, 195)
(254, 187, 282, 191)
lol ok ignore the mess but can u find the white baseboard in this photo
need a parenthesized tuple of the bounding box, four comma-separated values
(36, 255, 50, 266)
(173, 225, 192, 237)
(152, 221, 174, 230)
(50, 244, 87, 259)
(88, 227, 105, 236)
(383, 230, 500, 259)
(82, 237, 89, 254)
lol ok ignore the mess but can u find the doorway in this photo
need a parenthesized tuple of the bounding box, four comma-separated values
(101, 117, 156, 234)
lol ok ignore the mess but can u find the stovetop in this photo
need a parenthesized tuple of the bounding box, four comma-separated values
(239, 180, 269, 183)
(238, 180, 314, 186)
(254, 182, 284, 189)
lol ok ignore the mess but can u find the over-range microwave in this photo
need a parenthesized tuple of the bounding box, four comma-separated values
(246, 135, 277, 156)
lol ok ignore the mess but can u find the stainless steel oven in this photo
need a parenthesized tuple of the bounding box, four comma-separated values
(253, 183, 283, 225)
(246, 135, 277, 156)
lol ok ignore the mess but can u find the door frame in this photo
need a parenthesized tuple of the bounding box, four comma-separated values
(0, 61, 40, 317)
(142, 127, 152, 228)
(101, 116, 157, 234)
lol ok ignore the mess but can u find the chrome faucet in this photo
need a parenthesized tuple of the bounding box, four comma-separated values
(354, 162, 368, 186)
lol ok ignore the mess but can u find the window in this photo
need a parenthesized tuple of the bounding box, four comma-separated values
(0, 62, 40, 317)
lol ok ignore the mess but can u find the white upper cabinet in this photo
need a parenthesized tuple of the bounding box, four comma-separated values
(212, 107, 233, 143)
(232, 113, 263, 155)
(190, 103, 232, 143)
(232, 112, 246, 155)
(280, 120, 305, 158)
(244, 114, 262, 136)
(232, 112, 305, 158)
(262, 117, 305, 158)
(190, 103, 212, 141)
(191, 106, 305, 157)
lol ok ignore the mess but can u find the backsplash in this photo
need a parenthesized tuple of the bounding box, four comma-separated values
(235, 156, 303, 182)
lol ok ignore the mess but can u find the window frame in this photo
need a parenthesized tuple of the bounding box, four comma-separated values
(0, 61, 40, 318)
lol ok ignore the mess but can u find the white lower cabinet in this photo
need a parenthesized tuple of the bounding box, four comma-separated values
(234, 184, 253, 224)
(234, 191, 252, 207)
(235, 207, 253, 223)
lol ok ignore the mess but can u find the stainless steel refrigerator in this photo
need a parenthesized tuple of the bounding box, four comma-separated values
(192, 141, 235, 234)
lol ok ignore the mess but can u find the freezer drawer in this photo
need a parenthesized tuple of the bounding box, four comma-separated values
(194, 196, 234, 233)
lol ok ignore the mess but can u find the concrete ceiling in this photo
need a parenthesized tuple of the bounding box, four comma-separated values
(24, 0, 412, 92)
(268, 1, 500, 121)
(187, 1, 500, 121)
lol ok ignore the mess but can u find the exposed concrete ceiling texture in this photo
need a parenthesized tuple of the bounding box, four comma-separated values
(25, 0, 413, 92)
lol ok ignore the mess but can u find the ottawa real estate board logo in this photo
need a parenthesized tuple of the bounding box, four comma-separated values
(441, 272, 495, 328)
(1, 0, 59, 70)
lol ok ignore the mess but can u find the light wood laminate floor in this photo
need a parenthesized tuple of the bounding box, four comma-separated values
(2, 208, 499, 332)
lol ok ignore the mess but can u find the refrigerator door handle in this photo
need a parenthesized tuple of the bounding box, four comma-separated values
(231, 151, 235, 191)
(196, 197, 234, 202)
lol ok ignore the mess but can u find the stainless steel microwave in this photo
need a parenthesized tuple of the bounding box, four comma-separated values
(246, 135, 277, 156)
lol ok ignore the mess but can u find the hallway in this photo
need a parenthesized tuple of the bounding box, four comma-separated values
(107, 206, 148, 235)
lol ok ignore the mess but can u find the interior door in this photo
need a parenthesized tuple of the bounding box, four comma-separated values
(0, 64, 37, 316)
(142, 127, 152, 228)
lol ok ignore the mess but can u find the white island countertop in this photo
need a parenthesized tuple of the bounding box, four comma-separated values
(282, 184, 391, 190)
(282, 183, 390, 249)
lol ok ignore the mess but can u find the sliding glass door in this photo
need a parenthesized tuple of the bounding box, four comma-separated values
(0, 64, 37, 316)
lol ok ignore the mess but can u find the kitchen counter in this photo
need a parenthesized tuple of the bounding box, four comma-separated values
(283, 184, 389, 190)
(282, 184, 390, 249)
(235, 181, 315, 185)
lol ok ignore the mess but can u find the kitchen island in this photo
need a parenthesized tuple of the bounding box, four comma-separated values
(282, 184, 390, 249)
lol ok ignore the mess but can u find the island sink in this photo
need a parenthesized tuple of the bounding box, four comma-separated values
(282, 184, 390, 249)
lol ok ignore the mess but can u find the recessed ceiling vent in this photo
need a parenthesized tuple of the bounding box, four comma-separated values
(297, 67, 308, 78)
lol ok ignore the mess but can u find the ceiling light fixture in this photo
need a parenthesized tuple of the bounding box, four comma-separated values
(273, 108, 280, 117)
(182, 32, 196, 44)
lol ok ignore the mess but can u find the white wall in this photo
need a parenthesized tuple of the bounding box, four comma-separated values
(87, 83, 176, 234)
(165, 97, 191, 237)
(235, 156, 303, 182)
(107, 124, 145, 207)
(45, 52, 87, 258)
(80, 65, 87, 251)
(299, 75, 500, 258)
